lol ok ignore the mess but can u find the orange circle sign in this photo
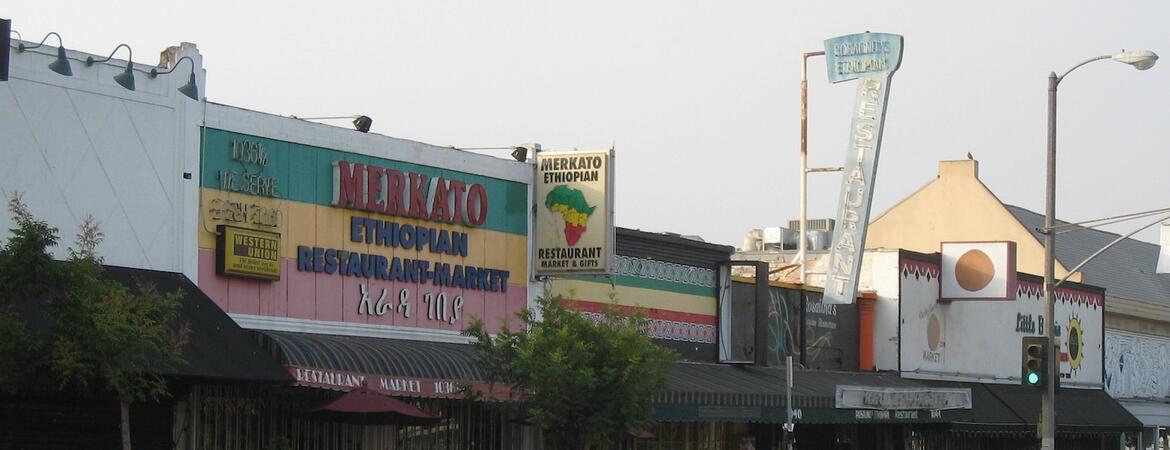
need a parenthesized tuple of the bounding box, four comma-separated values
(927, 314, 941, 352)
(955, 249, 995, 292)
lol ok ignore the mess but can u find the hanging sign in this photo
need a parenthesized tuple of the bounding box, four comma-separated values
(216, 225, 281, 281)
(534, 149, 615, 276)
(823, 32, 903, 305)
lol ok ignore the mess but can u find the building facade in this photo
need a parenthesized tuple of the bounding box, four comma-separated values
(2, 34, 545, 449)
(867, 159, 1170, 448)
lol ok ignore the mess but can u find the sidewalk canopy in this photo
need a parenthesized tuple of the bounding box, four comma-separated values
(655, 361, 1143, 435)
(655, 362, 972, 424)
(101, 266, 292, 383)
(980, 383, 1143, 435)
(255, 330, 511, 399)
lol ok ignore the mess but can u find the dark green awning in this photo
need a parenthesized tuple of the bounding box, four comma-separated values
(655, 362, 971, 424)
(101, 266, 292, 383)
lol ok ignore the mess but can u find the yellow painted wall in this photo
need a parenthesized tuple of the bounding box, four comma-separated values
(198, 188, 528, 277)
(867, 160, 1078, 282)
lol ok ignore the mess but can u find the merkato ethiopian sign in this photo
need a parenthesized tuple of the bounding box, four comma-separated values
(535, 150, 615, 276)
(197, 129, 529, 335)
(822, 32, 903, 305)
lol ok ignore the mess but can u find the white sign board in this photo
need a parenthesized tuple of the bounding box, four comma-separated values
(835, 386, 972, 410)
(898, 253, 1103, 386)
(940, 241, 1017, 300)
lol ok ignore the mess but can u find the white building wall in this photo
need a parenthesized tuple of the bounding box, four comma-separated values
(0, 39, 204, 280)
(861, 250, 901, 371)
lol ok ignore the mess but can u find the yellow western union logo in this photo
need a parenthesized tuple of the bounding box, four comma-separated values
(219, 225, 282, 280)
(233, 234, 279, 261)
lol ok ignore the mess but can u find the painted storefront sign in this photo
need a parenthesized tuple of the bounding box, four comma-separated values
(288, 365, 512, 400)
(535, 150, 614, 276)
(823, 32, 903, 305)
(898, 253, 1104, 386)
(198, 129, 529, 334)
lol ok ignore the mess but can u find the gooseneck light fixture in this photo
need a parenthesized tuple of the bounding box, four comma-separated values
(149, 56, 199, 101)
(17, 32, 72, 77)
(85, 43, 135, 91)
(1038, 48, 1157, 450)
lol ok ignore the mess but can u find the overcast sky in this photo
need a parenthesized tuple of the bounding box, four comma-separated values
(9, 1, 1170, 247)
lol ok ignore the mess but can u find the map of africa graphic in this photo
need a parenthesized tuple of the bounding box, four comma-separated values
(544, 185, 595, 246)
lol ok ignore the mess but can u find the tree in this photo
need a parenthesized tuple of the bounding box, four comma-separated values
(0, 194, 188, 450)
(464, 292, 677, 450)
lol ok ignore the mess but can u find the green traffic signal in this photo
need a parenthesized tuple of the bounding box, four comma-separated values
(1021, 336, 1048, 388)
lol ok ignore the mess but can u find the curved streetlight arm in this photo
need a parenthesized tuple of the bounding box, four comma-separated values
(1053, 213, 1170, 289)
(150, 56, 194, 78)
(85, 43, 132, 67)
(1054, 55, 1112, 84)
(17, 31, 63, 52)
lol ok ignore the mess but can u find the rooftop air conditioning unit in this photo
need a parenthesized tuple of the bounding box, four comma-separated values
(788, 218, 836, 232)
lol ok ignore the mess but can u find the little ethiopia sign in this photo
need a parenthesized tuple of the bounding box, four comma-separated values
(822, 32, 903, 305)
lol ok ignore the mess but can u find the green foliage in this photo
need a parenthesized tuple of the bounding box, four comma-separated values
(0, 193, 188, 403)
(464, 291, 676, 450)
(0, 193, 61, 393)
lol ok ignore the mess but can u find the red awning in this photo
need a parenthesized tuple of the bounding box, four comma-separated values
(303, 386, 440, 426)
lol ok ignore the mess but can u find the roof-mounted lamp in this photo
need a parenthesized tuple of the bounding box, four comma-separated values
(18, 32, 73, 77)
(149, 56, 199, 101)
(85, 43, 134, 91)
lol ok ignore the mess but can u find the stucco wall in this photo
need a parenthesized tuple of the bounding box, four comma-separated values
(867, 160, 1078, 283)
(0, 40, 204, 280)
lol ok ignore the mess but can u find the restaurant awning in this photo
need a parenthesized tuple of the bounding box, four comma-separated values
(102, 266, 291, 383)
(655, 361, 1142, 434)
(980, 383, 1143, 435)
(654, 362, 973, 424)
(255, 330, 511, 400)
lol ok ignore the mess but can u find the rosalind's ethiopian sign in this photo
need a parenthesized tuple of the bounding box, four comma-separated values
(822, 32, 903, 305)
(535, 150, 615, 276)
(217, 225, 282, 281)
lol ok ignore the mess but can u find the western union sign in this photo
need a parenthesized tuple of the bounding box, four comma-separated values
(217, 225, 281, 280)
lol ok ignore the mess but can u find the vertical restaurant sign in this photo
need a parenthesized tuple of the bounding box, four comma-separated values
(535, 150, 615, 276)
(216, 225, 281, 280)
(823, 32, 903, 305)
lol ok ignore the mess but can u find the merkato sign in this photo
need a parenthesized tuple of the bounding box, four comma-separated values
(535, 150, 614, 276)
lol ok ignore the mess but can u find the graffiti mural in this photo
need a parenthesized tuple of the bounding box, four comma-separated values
(765, 287, 799, 366)
(1105, 331, 1170, 399)
(759, 286, 857, 370)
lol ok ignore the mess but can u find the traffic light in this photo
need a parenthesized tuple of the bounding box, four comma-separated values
(1021, 336, 1048, 387)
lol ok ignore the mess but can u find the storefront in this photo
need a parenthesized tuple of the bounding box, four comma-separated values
(875, 248, 1142, 447)
(186, 102, 538, 449)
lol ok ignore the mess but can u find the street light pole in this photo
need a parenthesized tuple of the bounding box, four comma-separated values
(1041, 49, 1158, 450)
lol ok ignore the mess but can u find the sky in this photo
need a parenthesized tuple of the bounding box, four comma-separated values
(8, 1, 1170, 247)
